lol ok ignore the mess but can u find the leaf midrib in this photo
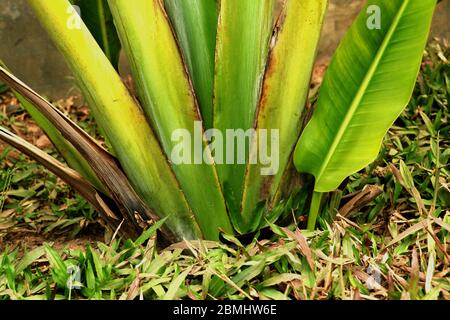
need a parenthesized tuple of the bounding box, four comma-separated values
(315, 0, 410, 190)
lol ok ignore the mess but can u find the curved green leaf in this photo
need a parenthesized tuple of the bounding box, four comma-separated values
(294, 0, 436, 193)
(164, 0, 218, 130)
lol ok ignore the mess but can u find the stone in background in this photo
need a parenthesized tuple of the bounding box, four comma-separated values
(0, 0, 78, 99)
(0, 0, 449, 99)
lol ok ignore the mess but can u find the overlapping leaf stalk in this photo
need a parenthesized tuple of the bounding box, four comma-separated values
(24, 0, 202, 240)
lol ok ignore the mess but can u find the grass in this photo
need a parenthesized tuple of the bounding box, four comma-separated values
(0, 39, 448, 300)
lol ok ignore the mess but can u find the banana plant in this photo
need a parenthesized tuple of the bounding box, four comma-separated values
(0, 0, 437, 241)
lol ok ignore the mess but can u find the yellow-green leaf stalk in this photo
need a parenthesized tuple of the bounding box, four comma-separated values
(213, 0, 277, 232)
(107, 0, 233, 239)
(27, 0, 201, 239)
(241, 0, 328, 232)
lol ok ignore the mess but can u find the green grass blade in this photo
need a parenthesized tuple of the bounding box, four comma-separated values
(164, 0, 218, 129)
(162, 266, 192, 300)
(26, 0, 201, 240)
(15, 246, 46, 273)
(134, 217, 168, 246)
(213, 0, 277, 232)
(45, 245, 68, 288)
(108, 0, 233, 240)
(241, 0, 328, 231)
(294, 0, 436, 193)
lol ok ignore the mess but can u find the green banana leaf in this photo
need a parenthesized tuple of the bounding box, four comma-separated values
(164, 0, 218, 130)
(213, 0, 277, 232)
(107, 0, 233, 239)
(294, 0, 437, 193)
(69, 0, 121, 69)
(241, 0, 328, 231)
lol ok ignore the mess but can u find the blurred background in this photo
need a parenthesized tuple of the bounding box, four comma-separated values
(0, 0, 449, 99)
